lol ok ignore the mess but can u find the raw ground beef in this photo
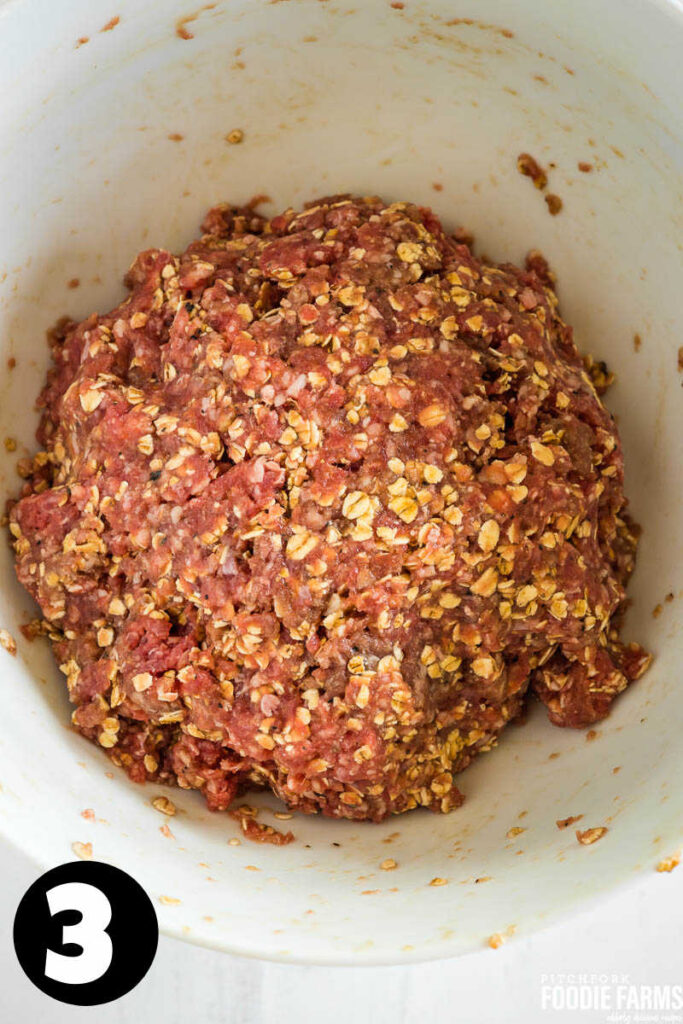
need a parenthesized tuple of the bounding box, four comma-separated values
(9, 195, 651, 822)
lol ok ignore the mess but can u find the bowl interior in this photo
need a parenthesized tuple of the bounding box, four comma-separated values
(0, 0, 681, 964)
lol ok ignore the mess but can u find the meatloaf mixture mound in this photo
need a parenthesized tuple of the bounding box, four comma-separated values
(9, 195, 650, 821)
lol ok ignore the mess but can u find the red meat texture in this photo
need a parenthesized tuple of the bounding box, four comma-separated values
(9, 195, 650, 821)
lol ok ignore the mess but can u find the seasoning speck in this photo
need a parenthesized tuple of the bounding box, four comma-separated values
(380, 858, 397, 871)
(101, 16, 120, 32)
(576, 826, 608, 845)
(175, 5, 215, 39)
(506, 826, 525, 839)
(0, 628, 17, 656)
(159, 895, 181, 905)
(656, 853, 680, 873)
(429, 877, 448, 887)
(556, 814, 583, 829)
(176, 15, 196, 39)
(545, 193, 563, 215)
(578, 161, 593, 173)
(517, 152, 548, 190)
(226, 129, 244, 145)
(72, 841, 93, 859)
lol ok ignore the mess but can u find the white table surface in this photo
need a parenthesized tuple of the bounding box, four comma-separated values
(1, 834, 681, 1024)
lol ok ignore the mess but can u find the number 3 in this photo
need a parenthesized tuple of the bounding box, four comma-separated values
(44, 882, 113, 985)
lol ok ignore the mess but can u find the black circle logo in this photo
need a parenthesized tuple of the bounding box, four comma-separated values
(13, 861, 158, 1005)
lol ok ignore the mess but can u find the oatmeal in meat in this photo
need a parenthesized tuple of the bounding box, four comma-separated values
(9, 195, 650, 822)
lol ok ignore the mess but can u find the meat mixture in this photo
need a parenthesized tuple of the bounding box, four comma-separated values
(9, 195, 650, 822)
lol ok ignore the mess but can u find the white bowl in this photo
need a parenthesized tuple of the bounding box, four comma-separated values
(0, 0, 681, 965)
